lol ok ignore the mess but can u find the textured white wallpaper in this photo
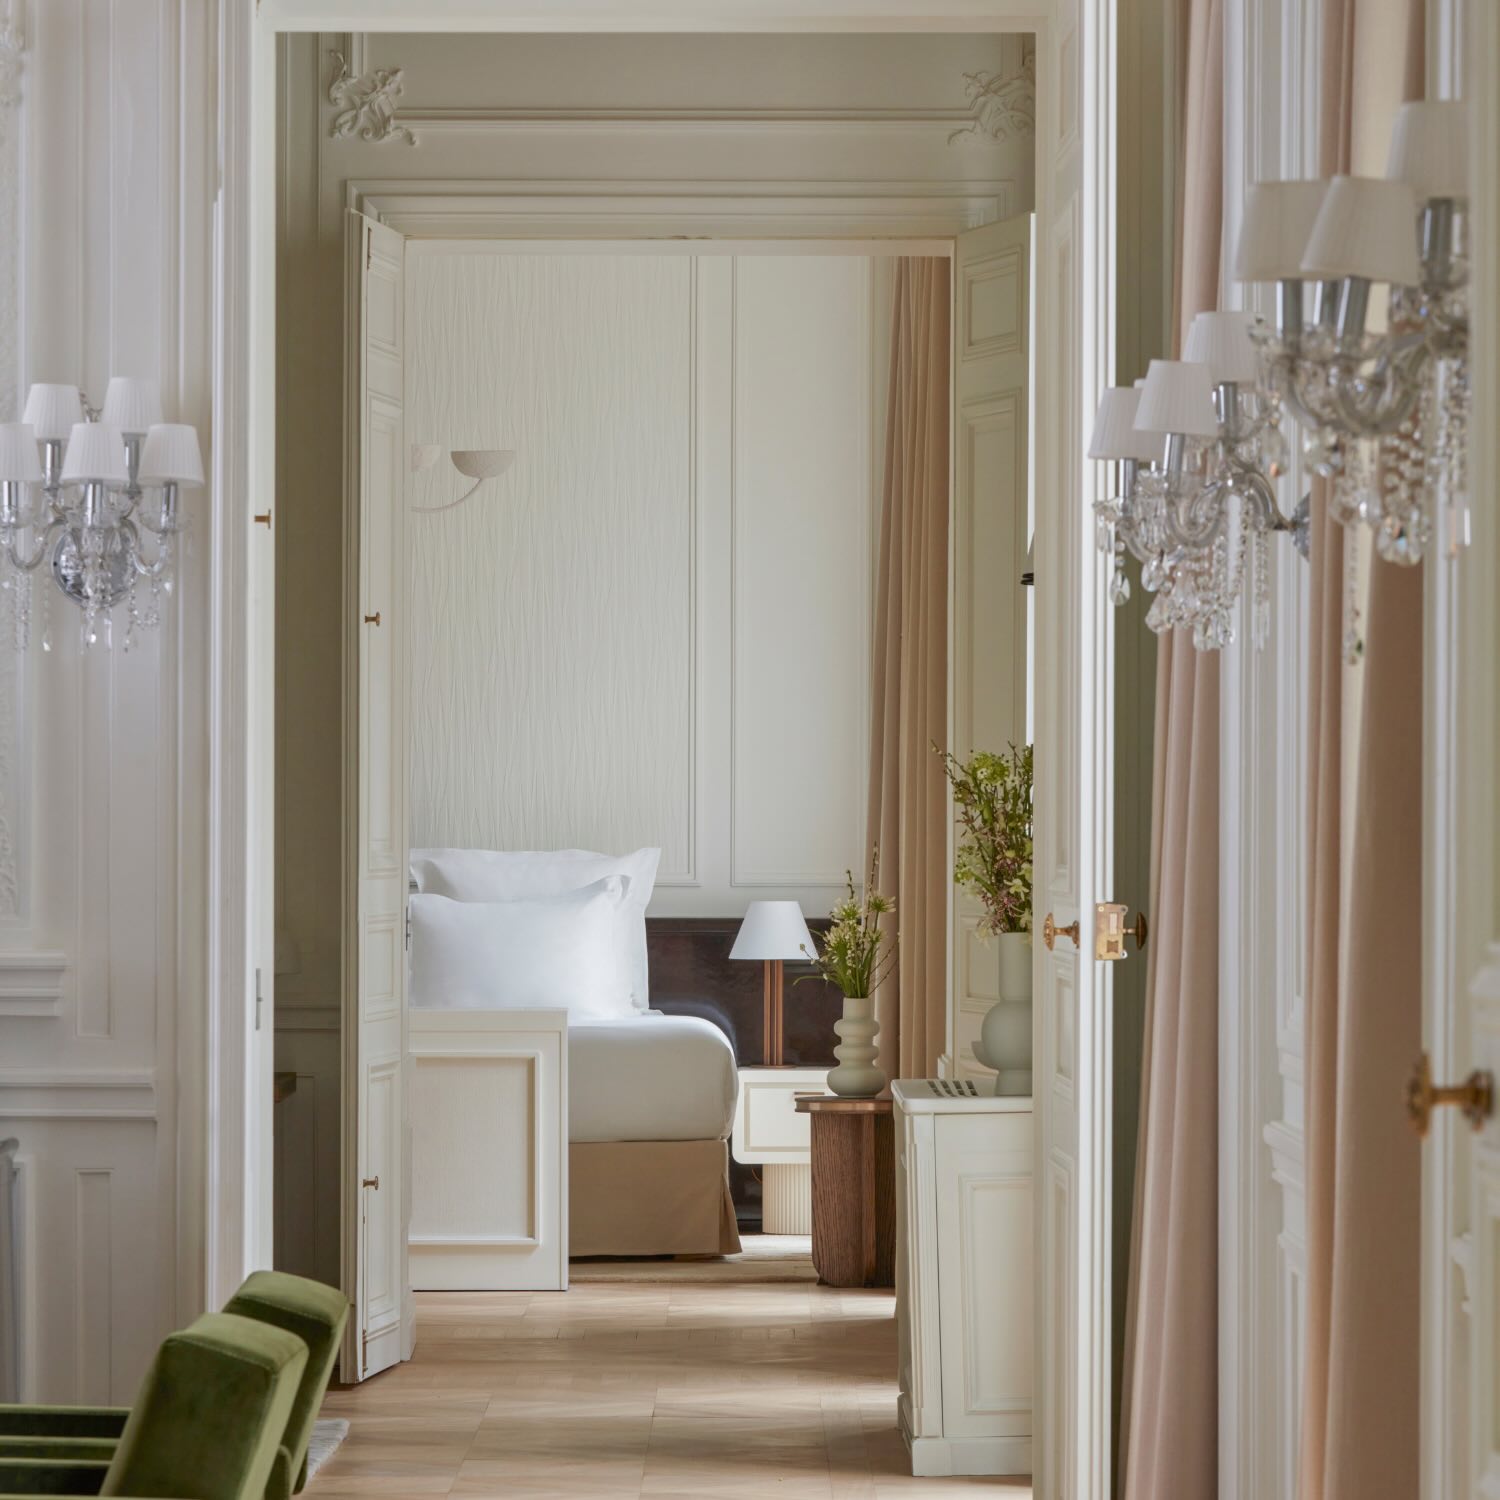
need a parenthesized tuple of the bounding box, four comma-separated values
(406, 253, 696, 874)
(405, 249, 880, 912)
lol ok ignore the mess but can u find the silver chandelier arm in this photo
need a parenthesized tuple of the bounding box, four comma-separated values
(3, 518, 65, 573)
(122, 520, 174, 580)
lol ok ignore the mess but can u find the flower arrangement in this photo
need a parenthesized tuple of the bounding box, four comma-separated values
(799, 856, 897, 999)
(936, 742, 1034, 936)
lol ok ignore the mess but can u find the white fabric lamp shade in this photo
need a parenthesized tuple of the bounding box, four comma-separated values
(1088, 388, 1160, 461)
(59, 422, 128, 484)
(1232, 180, 1331, 281)
(139, 424, 204, 487)
(0, 424, 43, 483)
(1301, 176, 1422, 285)
(1387, 99, 1468, 201)
(729, 900, 817, 962)
(1134, 360, 1220, 438)
(22, 383, 83, 442)
(101, 377, 163, 435)
(1182, 311, 1259, 385)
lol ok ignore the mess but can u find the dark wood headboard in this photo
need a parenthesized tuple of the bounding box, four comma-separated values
(645, 916, 843, 1068)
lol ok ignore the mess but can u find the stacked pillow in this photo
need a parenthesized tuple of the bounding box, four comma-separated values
(408, 847, 661, 1020)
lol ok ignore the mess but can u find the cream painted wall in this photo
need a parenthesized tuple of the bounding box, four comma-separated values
(404, 248, 881, 917)
(0, 0, 216, 1401)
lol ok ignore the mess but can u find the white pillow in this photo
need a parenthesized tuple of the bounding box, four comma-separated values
(409, 847, 661, 1010)
(408, 880, 634, 1021)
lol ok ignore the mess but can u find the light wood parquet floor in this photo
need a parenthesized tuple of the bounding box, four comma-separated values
(315, 1277, 1031, 1498)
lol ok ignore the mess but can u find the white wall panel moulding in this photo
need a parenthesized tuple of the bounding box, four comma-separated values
(0, 952, 67, 1017)
(0, 1069, 156, 1120)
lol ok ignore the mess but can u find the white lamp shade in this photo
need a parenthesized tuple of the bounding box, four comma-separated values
(1300, 176, 1422, 285)
(59, 422, 128, 485)
(1182, 311, 1259, 385)
(0, 424, 43, 483)
(1232, 180, 1331, 281)
(451, 448, 515, 480)
(1387, 99, 1468, 201)
(1088, 388, 1160, 461)
(729, 900, 817, 962)
(101, 377, 163, 435)
(1134, 360, 1219, 438)
(22, 384, 83, 442)
(138, 424, 204, 488)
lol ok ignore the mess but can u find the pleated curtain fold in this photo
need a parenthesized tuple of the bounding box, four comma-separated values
(1300, 2, 1426, 1496)
(867, 258, 951, 1082)
(1118, 0, 1223, 1494)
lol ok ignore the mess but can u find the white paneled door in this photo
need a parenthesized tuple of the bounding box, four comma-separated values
(343, 213, 412, 1381)
(1028, 0, 1118, 1490)
(1426, 17, 1499, 1495)
(949, 214, 1032, 1081)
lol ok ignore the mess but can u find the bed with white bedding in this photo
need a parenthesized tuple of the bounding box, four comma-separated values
(408, 846, 744, 1265)
(568, 1013, 737, 1143)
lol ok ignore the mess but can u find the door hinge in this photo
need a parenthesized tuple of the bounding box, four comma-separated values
(255, 967, 264, 1031)
(405, 908, 412, 951)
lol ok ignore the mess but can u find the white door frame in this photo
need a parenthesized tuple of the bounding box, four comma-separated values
(212, 2, 1116, 1460)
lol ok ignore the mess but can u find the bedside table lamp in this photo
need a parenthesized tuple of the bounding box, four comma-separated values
(730, 901, 816, 1066)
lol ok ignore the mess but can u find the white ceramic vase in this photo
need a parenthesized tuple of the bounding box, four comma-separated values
(826, 993, 887, 1098)
(972, 930, 1033, 1096)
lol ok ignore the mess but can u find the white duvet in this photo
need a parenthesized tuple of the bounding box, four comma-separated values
(567, 1012, 738, 1144)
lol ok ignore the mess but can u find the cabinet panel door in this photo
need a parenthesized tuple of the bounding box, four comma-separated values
(935, 1112, 1034, 1440)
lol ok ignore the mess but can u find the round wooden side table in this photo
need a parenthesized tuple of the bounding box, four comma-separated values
(793, 1093, 895, 1288)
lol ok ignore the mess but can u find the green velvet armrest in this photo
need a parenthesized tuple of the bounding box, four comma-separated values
(0, 1416, 126, 1442)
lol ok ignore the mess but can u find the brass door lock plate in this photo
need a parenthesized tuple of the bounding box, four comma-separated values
(1094, 903, 1148, 960)
(1407, 1052, 1495, 1137)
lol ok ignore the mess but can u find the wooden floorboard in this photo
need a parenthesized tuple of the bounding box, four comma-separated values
(316, 1278, 1031, 1497)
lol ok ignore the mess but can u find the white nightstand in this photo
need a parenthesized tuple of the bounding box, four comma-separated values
(731, 1065, 827, 1234)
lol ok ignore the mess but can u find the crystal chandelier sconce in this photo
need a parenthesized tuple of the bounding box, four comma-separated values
(1233, 99, 1469, 565)
(1090, 312, 1303, 651)
(0, 379, 202, 649)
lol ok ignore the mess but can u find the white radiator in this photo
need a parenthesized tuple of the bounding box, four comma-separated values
(0, 1139, 19, 1401)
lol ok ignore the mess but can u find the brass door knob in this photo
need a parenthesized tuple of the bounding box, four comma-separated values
(364, 612, 381, 626)
(1406, 1053, 1495, 1137)
(362, 1176, 380, 1190)
(1042, 913, 1080, 951)
(1128, 911, 1149, 951)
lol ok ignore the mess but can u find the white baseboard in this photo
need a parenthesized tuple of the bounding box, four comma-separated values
(899, 1386, 1032, 1479)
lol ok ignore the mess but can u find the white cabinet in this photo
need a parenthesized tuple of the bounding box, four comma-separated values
(893, 1080, 1033, 1478)
(731, 1066, 826, 1234)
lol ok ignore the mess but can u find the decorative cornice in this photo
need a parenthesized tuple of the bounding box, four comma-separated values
(327, 49, 417, 147)
(948, 47, 1037, 145)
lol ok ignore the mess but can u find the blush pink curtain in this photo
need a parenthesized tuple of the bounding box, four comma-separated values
(867, 258, 952, 1080)
(1300, 3, 1426, 1495)
(1118, 0, 1223, 1495)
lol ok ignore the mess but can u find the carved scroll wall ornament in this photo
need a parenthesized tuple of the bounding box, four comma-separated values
(948, 47, 1037, 145)
(327, 49, 417, 146)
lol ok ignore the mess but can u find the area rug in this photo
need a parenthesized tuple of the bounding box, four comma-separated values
(570, 1233, 817, 1283)
(305, 1418, 350, 1480)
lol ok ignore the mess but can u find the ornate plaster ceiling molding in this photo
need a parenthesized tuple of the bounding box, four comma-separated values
(948, 46, 1037, 145)
(327, 49, 417, 147)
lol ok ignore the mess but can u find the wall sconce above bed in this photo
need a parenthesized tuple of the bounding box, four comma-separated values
(410, 443, 515, 514)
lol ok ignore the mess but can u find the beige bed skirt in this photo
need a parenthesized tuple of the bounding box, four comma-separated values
(569, 1139, 742, 1257)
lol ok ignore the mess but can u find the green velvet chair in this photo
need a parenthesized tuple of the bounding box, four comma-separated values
(0, 1272, 349, 1500)
(0, 1310, 307, 1499)
(222, 1273, 348, 1495)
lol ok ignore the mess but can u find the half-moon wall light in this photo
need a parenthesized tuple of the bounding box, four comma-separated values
(409, 443, 516, 513)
